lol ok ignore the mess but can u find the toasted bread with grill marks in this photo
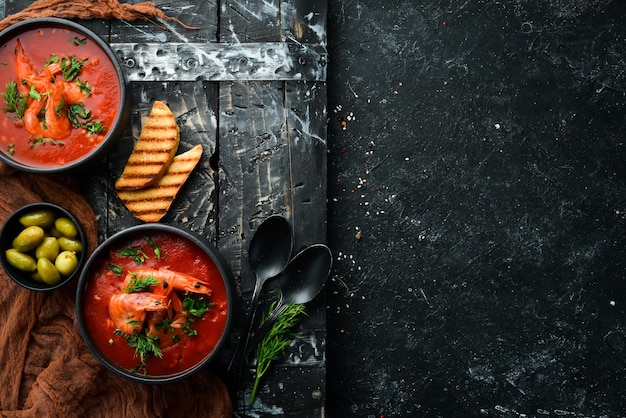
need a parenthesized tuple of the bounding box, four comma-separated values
(115, 101, 180, 191)
(116, 144, 203, 222)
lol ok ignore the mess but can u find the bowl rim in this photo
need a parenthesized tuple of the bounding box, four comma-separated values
(0, 201, 88, 291)
(75, 223, 234, 384)
(0, 17, 129, 174)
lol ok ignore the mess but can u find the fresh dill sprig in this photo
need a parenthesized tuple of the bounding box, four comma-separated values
(249, 302, 306, 405)
(122, 272, 160, 293)
(2, 81, 27, 117)
(114, 329, 163, 375)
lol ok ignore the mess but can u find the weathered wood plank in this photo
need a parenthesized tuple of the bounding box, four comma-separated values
(111, 42, 327, 82)
(219, 0, 280, 43)
(217, 80, 291, 292)
(285, 81, 328, 248)
(217, 79, 301, 413)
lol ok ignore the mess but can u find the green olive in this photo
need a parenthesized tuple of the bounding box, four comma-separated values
(55, 251, 78, 276)
(48, 226, 63, 238)
(12, 226, 45, 252)
(31, 271, 44, 283)
(54, 217, 78, 239)
(5, 249, 36, 272)
(58, 236, 83, 253)
(19, 209, 55, 228)
(37, 257, 62, 285)
(35, 236, 60, 261)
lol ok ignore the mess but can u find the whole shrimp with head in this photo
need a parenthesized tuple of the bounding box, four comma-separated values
(14, 38, 89, 140)
(115, 268, 212, 345)
(108, 292, 168, 335)
(124, 267, 212, 297)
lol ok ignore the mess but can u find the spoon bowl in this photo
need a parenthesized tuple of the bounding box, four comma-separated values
(279, 244, 333, 304)
(249, 215, 293, 282)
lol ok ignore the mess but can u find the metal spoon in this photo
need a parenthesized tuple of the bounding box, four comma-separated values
(244, 243, 333, 357)
(247, 215, 293, 325)
(227, 215, 292, 395)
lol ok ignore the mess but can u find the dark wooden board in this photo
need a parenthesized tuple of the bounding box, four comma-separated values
(2, 1, 327, 416)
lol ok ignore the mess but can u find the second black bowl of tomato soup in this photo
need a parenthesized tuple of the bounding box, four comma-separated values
(0, 18, 130, 173)
(75, 224, 234, 383)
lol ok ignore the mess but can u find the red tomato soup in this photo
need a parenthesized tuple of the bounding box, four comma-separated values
(82, 231, 229, 377)
(0, 26, 121, 167)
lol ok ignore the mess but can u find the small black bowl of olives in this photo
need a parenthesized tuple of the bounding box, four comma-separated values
(0, 202, 87, 291)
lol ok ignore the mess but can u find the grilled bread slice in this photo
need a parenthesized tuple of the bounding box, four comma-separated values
(115, 101, 180, 191)
(117, 144, 203, 222)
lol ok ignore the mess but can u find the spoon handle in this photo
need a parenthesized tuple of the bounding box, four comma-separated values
(226, 279, 266, 403)
(226, 279, 263, 373)
(244, 301, 288, 357)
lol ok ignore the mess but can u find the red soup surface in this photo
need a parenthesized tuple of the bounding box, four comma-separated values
(82, 231, 229, 377)
(0, 26, 121, 167)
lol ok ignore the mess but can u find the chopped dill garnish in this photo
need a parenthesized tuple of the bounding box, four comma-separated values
(107, 263, 123, 276)
(84, 120, 104, 136)
(76, 79, 91, 96)
(60, 56, 88, 81)
(144, 235, 162, 259)
(72, 37, 87, 46)
(181, 295, 214, 336)
(29, 137, 64, 148)
(118, 244, 149, 264)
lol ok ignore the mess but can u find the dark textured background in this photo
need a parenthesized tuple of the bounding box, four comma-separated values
(325, 1, 626, 416)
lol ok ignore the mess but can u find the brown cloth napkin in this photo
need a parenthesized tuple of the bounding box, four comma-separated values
(0, 165, 232, 417)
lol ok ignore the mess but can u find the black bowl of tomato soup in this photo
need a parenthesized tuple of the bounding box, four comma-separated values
(0, 18, 130, 173)
(75, 224, 234, 383)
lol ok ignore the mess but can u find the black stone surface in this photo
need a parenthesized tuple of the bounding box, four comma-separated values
(326, 1, 626, 416)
